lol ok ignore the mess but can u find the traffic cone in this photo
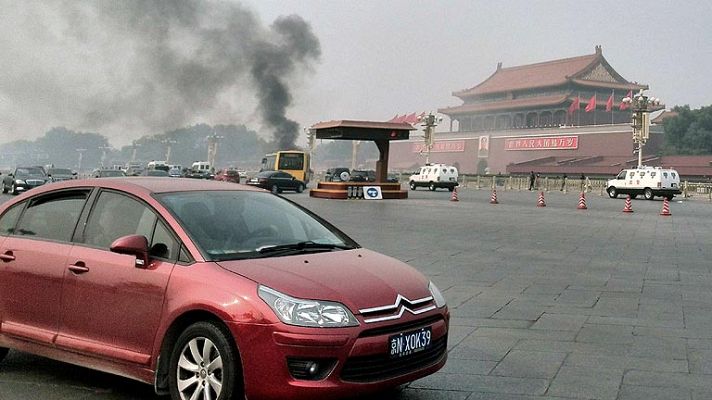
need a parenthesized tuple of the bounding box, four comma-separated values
(660, 197, 672, 216)
(490, 189, 499, 204)
(577, 191, 587, 210)
(622, 195, 634, 213)
(450, 187, 459, 202)
(536, 191, 546, 207)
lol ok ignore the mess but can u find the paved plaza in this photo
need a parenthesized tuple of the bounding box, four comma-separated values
(1, 188, 711, 399)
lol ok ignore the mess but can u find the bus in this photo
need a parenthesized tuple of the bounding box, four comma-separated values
(261, 150, 311, 183)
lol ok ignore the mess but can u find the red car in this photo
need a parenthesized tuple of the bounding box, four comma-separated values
(214, 169, 240, 184)
(0, 178, 448, 400)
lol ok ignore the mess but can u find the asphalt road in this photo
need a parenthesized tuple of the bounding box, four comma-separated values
(1, 187, 712, 399)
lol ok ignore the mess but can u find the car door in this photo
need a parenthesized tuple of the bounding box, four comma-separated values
(57, 190, 177, 365)
(0, 190, 89, 345)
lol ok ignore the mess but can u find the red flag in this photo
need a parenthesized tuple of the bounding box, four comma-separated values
(585, 94, 596, 112)
(605, 93, 614, 112)
(567, 96, 580, 115)
(619, 90, 633, 110)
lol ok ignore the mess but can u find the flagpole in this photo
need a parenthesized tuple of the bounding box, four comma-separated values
(593, 93, 597, 125)
(577, 92, 580, 126)
(611, 89, 615, 125)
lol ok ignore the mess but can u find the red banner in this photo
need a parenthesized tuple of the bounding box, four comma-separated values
(505, 136, 578, 151)
(412, 140, 465, 153)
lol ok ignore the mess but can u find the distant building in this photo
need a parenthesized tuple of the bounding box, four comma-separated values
(389, 46, 681, 176)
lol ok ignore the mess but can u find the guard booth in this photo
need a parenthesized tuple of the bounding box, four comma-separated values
(309, 120, 414, 199)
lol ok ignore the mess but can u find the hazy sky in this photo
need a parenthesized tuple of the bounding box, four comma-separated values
(1, 0, 711, 147)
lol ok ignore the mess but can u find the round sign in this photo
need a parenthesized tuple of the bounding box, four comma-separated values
(366, 188, 379, 198)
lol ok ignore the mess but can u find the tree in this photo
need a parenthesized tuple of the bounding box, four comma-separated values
(664, 105, 712, 154)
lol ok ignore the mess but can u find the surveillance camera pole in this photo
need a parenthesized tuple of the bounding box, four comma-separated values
(419, 113, 440, 165)
(622, 90, 662, 168)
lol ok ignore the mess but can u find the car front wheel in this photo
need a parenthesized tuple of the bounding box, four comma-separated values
(271, 185, 280, 194)
(607, 187, 617, 198)
(169, 321, 241, 400)
(409, 181, 416, 191)
(429, 182, 436, 191)
(296, 184, 304, 193)
(644, 188, 654, 200)
(10, 184, 17, 195)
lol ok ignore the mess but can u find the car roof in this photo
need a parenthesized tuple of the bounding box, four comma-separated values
(22, 177, 264, 197)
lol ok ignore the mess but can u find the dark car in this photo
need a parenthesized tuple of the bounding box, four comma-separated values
(247, 170, 306, 193)
(350, 169, 376, 182)
(214, 169, 240, 183)
(47, 168, 77, 182)
(93, 169, 127, 178)
(324, 167, 350, 182)
(142, 169, 169, 177)
(0, 178, 448, 400)
(2, 166, 48, 194)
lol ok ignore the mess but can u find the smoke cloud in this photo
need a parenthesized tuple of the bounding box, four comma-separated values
(0, 0, 321, 149)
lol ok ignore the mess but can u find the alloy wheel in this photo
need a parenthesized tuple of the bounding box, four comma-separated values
(176, 337, 223, 400)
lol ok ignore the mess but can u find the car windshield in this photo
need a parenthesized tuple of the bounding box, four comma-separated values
(157, 191, 358, 261)
(48, 168, 72, 175)
(16, 167, 45, 176)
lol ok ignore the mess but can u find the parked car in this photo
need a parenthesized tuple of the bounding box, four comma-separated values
(606, 166, 681, 200)
(247, 170, 306, 193)
(2, 166, 48, 194)
(142, 169, 169, 177)
(409, 164, 459, 191)
(350, 169, 376, 182)
(93, 168, 127, 178)
(324, 167, 351, 182)
(0, 178, 449, 400)
(46, 168, 77, 182)
(167, 167, 182, 178)
(214, 169, 240, 183)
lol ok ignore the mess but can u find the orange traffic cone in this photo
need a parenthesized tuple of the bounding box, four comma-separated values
(660, 197, 671, 216)
(450, 187, 459, 202)
(622, 195, 634, 213)
(577, 191, 587, 210)
(536, 191, 546, 207)
(490, 189, 499, 204)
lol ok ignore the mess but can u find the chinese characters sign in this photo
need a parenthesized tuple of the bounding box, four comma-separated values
(412, 140, 465, 153)
(505, 136, 578, 151)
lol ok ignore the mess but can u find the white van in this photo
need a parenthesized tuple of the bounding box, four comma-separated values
(409, 163, 459, 191)
(606, 166, 681, 200)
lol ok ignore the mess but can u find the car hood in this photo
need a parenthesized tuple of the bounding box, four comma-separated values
(17, 174, 46, 180)
(216, 249, 431, 314)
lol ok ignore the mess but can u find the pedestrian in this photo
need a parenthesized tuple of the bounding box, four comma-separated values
(560, 173, 567, 191)
(579, 173, 585, 191)
(528, 171, 535, 190)
(536, 173, 540, 190)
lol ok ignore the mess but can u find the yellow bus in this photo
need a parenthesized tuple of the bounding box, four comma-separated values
(261, 150, 311, 183)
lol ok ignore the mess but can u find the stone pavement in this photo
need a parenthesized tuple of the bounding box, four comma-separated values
(1, 188, 711, 399)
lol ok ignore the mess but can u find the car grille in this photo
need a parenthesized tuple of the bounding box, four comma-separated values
(358, 294, 436, 324)
(26, 179, 44, 186)
(340, 336, 447, 382)
(359, 315, 444, 338)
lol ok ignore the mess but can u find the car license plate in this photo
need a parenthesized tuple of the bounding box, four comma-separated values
(389, 327, 431, 358)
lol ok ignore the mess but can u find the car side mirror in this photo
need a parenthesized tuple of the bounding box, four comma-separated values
(110, 234, 149, 268)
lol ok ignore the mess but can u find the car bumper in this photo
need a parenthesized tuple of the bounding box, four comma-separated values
(229, 309, 449, 400)
(245, 182, 270, 190)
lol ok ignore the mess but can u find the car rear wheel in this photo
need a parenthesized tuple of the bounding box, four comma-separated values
(607, 187, 617, 198)
(271, 185, 280, 194)
(409, 181, 416, 191)
(644, 188, 654, 200)
(429, 182, 436, 191)
(1, 184, 7, 194)
(296, 184, 304, 193)
(169, 321, 241, 400)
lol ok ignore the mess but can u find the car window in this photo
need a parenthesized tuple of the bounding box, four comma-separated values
(0, 202, 26, 236)
(640, 172, 646, 177)
(629, 172, 634, 178)
(672, 172, 677, 178)
(83, 191, 157, 249)
(663, 172, 668, 178)
(651, 172, 656, 177)
(616, 171, 626, 179)
(150, 220, 178, 260)
(14, 190, 88, 242)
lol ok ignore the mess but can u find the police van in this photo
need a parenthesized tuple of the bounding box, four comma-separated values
(409, 163, 459, 191)
(606, 166, 681, 200)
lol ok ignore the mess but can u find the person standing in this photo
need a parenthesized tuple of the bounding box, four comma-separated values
(580, 173, 585, 191)
(529, 171, 535, 190)
(560, 173, 567, 191)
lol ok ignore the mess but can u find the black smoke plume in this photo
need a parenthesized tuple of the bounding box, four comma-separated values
(0, 0, 321, 149)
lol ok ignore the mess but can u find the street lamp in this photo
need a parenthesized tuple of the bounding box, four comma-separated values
(162, 139, 177, 163)
(207, 133, 223, 169)
(131, 141, 141, 162)
(76, 148, 87, 171)
(417, 112, 443, 165)
(622, 90, 662, 168)
(98, 146, 112, 167)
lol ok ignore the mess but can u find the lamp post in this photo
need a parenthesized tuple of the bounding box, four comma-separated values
(418, 112, 442, 165)
(130, 141, 141, 162)
(162, 139, 177, 163)
(98, 146, 112, 168)
(207, 133, 223, 169)
(75, 148, 87, 172)
(622, 90, 662, 168)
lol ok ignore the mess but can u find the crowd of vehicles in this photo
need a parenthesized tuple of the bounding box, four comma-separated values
(0, 177, 449, 400)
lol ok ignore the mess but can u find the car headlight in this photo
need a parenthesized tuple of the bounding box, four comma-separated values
(429, 281, 447, 308)
(15, 179, 26, 185)
(258, 285, 358, 328)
